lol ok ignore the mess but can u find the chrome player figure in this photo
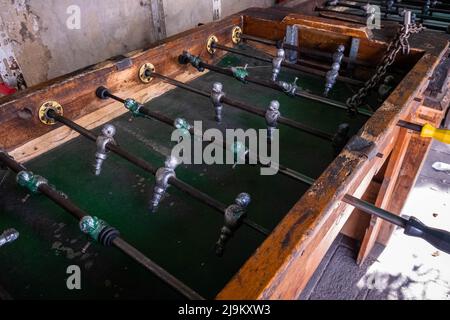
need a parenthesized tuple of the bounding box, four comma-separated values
(333, 44, 345, 65)
(211, 82, 225, 123)
(278, 77, 299, 97)
(215, 192, 251, 256)
(0, 229, 19, 248)
(324, 62, 340, 97)
(149, 155, 181, 213)
(324, 44, 345, 97)
(265, 100, 281, 141)
(271, 48, 286, 82)
(93, 124, 117, 176)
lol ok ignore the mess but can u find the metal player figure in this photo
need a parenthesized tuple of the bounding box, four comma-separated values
(271, 48, 286, 82)
(215, 193, 251, 256)
(93, 124, 117, 176)
(378, 75, 395, 102)
(333, 45, 345, 65)
(211, 82, 225, 123)
(324, 62, 340, 97)
(326, 0, 340, 6)
(278, 77, 299, 96)
(265, 100, 281, 141)
(324, 44, 345, 96)
(0, 229, 19, 248)
(149, 156, 181, 213)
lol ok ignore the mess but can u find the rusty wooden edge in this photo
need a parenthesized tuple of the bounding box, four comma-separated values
(0, 7, 447, 300)
(217, 16, 449, 299)
(282, 13, 372, 39)
(0, 14, 244, 154)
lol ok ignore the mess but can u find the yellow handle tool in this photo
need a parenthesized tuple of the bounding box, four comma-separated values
(420, 123, 450, 144)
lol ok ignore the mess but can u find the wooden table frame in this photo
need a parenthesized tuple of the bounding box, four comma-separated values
(0, 7, 448, 300)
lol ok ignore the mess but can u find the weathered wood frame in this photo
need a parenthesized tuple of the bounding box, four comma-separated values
(217, 12, 450, 299)
(0, 8, 448, 300)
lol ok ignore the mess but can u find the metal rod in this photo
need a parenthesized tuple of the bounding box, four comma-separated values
(211, 42, 364, 86)
(0, 151, 204, 300)
(347, 0, 450, 14)
(240, 34, 372, 68)
(151, 72, 334, 141)
(149, 74, 424, 161)
(215, 42, 331, 71)
(111, 237, 203, 300)
(397, 119, 423, 132)
(343, 194, 407, 227)
(317, 5, 450, 25)
(196, 60, 373, 117)
(101, 85, 322, 187)
(46, 109, 270, 236)
(104, 92, 126, 104)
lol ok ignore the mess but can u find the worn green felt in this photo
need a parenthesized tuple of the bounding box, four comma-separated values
(0, 51, 380, 299)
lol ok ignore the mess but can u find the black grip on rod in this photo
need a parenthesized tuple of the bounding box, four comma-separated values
(404, 217, 450, 254)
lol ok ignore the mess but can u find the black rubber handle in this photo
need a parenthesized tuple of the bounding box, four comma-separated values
(404, 216, 450, 254)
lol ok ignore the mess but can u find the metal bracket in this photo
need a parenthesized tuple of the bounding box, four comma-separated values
(115, 56, 133, 71)
(38, 101, 63, 125)
(345, 135, 379, 160)
(284, 25, 299, 64)
(206, 35, 219, 55)
(139, 63, 155, 83)
(0, 229, 19, 248)
(231, 26, 242, 44)
(347, 37, 360, 72)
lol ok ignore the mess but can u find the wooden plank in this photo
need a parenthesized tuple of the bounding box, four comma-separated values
(283, 13, 372, 39)
(217, 16, 448, 298)
(217, 137, 395, 300)
(377, 135, 433, 245)
(340, 178, 381, 241)
(9, 71, 206, 163)
(356, 127, 412, 264)
(377, 104, 446, 245)
(242, 14, 424, 67)
(0, 15, 242, 155)
(0, 8, 447, 300)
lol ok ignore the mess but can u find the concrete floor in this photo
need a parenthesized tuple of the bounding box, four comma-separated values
(300, 138, 450, 300)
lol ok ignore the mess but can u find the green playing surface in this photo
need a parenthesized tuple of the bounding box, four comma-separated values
(0, 49, 386, 299)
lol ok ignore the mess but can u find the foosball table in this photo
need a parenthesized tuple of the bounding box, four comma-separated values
(0, 5, 449, 300)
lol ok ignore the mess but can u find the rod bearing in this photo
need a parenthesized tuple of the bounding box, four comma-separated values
(38, 101, 63, 125)
(231, 26, 242, 44)
(206, 35, 219, 54)
(139, 63, 156, 83)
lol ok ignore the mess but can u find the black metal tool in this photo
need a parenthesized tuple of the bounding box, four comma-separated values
(343, 194, 450, 254)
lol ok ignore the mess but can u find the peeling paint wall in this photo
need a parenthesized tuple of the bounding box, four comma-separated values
(0, 0, 157, 86)
(0, 0, 274, 87)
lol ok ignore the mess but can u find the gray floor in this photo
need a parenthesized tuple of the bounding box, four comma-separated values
(300, 138, 450, 300)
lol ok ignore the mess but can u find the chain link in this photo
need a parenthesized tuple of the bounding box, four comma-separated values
(346, 23, 425, 115)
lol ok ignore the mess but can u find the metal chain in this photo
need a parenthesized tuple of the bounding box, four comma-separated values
(346, 23, 425, 115)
